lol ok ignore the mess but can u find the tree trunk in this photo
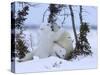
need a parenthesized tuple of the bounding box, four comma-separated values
(79, 6, 83, 25)
(69, 5, 78, 44)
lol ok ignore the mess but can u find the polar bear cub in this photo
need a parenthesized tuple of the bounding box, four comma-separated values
(54, 28, 73, 57)
(33, 24, 55, 58)
(52, 44, 66, 59)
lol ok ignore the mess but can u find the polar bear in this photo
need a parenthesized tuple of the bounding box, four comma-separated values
(34, 24, 73, 58)
(18, 24, 56, 62)
(51, 44, 66, 59)
(18, 24, 73, 62)
(54, 28, 73, 58)
(33, 24, 55, 58)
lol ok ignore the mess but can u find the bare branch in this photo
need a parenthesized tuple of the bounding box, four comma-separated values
(42, 9, 49, 22)
(62, 8, 66, 25)
(24, 3, 40, 7)
(19, 2, 39, 7)
(59, 14, 70, 16)
(82, 10, 90, 15)
(79, 6, 83, 25)
(30, 33, 34, 51)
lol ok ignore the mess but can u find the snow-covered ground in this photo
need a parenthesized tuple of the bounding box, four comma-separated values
(14, 28, 97, 73)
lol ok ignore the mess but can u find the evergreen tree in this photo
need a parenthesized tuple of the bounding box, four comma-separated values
(48, 4, 64, 31)
(15, 5, 29, 30)
(78, 6, 92, 56)
(16, 37, 29, 59)
(78, 22, 92, 55)
(15, 5, 30, 59)
(65, 6, 92, 60)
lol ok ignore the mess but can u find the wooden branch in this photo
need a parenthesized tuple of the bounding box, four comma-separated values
(79, 6, 83, 25)
(30, 34, 34, 51)
(19, 2, 39, 7)
(42, 9, 49, 22)
(25, 3, 39, 7)
(59, 14, 70, 16)
(62, 8, 66, 25)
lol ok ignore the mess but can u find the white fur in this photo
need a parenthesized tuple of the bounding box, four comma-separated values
(52, 44, 66, 59)
(55, 28, 73, 56)
(33, 25, 55, 58)
(18, 24, 73, 62)
(18, 24, 55, 62)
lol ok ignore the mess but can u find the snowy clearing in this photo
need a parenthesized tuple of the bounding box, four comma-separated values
(15, 29, 97, 73)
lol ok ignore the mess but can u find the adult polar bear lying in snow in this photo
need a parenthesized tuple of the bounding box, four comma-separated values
(18, 24, 73, 62)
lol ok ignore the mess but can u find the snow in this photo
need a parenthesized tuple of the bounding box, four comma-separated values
(12, 2, 97, 73)
(14, 28, 97, 73)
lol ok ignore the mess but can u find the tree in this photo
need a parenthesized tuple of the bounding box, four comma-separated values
(78, 22, 92, 55)
(15, 5, 29, 31)
(15, 4, 30, 59)
(65, 5, 79, 60)
(78, 6, 92, 56)
(16, 37, 29, 59)
(48, 4, 64, 31)
(65, 6, 92, 60)
(68, 5, 78, 46)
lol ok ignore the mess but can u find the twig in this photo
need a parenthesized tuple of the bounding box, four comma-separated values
(25, 3, 39, 7)
(30, 33, 34, 51)
(19, 2, 39, 7)
(59, 14, 70, 16)
(82, 8, 90, 14)
(79, 5, 83, 25)
(62, 8, 66, 26)
(42, 9, 49, 22)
